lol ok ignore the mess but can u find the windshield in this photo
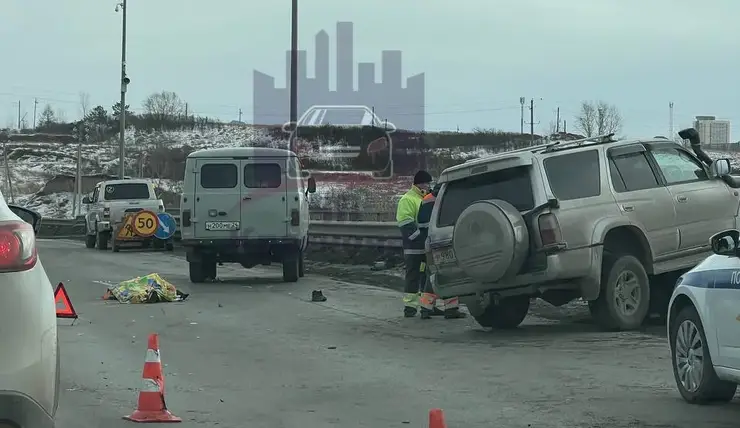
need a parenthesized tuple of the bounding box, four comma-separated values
(319, 109, 370, 126)
(103, 183, 151, 200)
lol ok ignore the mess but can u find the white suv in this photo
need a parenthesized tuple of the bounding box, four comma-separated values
(427, 128, 739, 331)
(0, 199, 59, 427)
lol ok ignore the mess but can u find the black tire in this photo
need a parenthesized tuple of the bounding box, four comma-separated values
(85, 234, 96, 249)
(670, 305, 737, 403)
(189, 262, 207, 283)
(474, 295, 530, 329)
(283, 252, 299, 283)
(298, 251, 305, 277)
(589, 254, 650, 331)
(206, 261, 217, 279)
(142, 239, 152, 249)
(96, 232, 109, 251)
(165, 241, 174, 251)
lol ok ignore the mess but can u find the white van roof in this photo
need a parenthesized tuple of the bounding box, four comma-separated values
(187, 147, 297, 159)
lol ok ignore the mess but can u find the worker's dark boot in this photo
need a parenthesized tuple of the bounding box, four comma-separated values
(420, 309, 433, 320)
(404, 307, 417, 318)
(444, 308, 467, 319)
(432, 307, 445, 316)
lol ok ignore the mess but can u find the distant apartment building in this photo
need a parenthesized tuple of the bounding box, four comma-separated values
(693, 115, 731, 145)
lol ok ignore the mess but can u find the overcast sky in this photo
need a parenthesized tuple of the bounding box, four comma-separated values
(1, 0, 738, 137)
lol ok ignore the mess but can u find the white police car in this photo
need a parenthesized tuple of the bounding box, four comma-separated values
(668, 229, 740, 403)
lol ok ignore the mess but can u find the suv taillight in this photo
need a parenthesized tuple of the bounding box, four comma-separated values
(291, 209, 300, 226)
(538, 213, 563, 248)
(182, 210, 191, 227)
(103, 207, 110, 218)
(0, 221, 37, 272)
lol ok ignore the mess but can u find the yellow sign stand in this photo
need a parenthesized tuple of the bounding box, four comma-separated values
(116, 213, 138, 240)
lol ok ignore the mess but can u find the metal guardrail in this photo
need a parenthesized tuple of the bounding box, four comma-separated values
(37, 213, 401, 248)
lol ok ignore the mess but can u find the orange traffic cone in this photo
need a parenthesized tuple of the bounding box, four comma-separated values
(123, 333, 182, 423)
(429, 408, 447, 428)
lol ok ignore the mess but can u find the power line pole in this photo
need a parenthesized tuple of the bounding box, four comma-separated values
(669, 101, 674, 138)
(184, 103, 188, 119)
(519, 97, 525, 134)
(16, 101, 20, 130)
(116, 0, 130, 180)
(238, 108, 243, 122)
(529, 98, 535, 143)
(556, 107, 560, 133)
(289, 0, 299, 152)
(33, 98, 38, 129)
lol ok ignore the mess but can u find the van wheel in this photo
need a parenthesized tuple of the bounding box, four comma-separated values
(189, 262, 207, 283)
(85, 234, 96, 249)
(283, 252, 299, 283)
(165, 241, 174, 251)
(298, 251, 305, 277)
(474, 295, 530, 329)
(589, 254, 650, 331)
(96, 232, 109, 251)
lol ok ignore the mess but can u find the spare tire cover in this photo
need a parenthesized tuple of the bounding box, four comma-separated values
(452, 199, 530, 283)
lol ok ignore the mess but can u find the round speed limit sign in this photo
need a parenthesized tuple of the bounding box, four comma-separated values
(132, 210, 159, 237)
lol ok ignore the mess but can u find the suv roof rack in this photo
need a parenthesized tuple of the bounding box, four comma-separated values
(536, 133, 617, 153)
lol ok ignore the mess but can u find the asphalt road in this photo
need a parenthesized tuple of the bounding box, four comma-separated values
(40, 239, 740, 428)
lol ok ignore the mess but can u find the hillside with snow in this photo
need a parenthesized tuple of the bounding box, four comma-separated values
(4, 126, 740, 219)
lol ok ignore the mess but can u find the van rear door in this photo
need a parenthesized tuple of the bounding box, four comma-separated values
(194, 159, 241, 239)
(241, 158, 288, 238)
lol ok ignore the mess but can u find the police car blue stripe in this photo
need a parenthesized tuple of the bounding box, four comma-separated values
(679, 268, 740, 290)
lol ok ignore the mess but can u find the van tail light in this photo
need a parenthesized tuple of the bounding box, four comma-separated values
(538, 213, 563, 249)
(103, 207, 110, 218)
(182, 210, 191, 227)
(0, 221, 37, 272)
(291, 209, 300, 226)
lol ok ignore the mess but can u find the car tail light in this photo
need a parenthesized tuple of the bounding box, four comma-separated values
(538, 213, 563, 248)
(103, 207, 110, 218)
(0, 221, 37, 272)
(182, 210, 191, 227)
(291, 209, 300, 226)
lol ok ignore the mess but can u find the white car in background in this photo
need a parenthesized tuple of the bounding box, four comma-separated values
(0, 199, 59, 427)
(668, 229, 740, 403)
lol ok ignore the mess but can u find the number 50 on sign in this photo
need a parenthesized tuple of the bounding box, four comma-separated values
(132, 210, 159, 237)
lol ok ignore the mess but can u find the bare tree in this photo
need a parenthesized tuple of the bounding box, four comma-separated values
(575, 100, 622, 137)
(38, 104, 56, 129)
(78, 91, 90, 118)
(142, 91, 185, 121)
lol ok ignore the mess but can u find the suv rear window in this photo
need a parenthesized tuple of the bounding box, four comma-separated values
(104, 183, 150, 200)
(200, 163, 238, 189)
(543, 149, 601, 200)
(244, 163, 282, 188)
(437, 166, 534, 227)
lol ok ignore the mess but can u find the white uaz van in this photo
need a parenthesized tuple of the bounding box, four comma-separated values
(179, 147, 316, 282)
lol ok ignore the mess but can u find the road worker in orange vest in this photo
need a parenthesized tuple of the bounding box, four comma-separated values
(417, 186, 466, 319)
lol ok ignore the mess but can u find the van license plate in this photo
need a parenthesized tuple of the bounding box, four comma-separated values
(433, 248, 456, 265)
(205, 221, 240, 231)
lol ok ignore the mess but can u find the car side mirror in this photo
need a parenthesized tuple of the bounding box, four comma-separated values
(8, 204, 41, 234)
(81, 196, 91, 204)
(306, 177, 316, 194)
(710, 158, 731, 178)
(710, 229, 740, 256)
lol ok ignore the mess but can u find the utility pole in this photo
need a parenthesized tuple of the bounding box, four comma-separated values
(184, 103, 188, 119)
(33, 99, 38, 129)
(556, 107, 560, 133)
(563, 120, 567, 133)
(16, 101, 20, 130)
(3, 141, 12, 203)
(289, 0, 299, 152)
(529, 98, 535, 143)
(116, 0, 130, 180)
(669, 101, 674, 138)
(238, 108, 243, 122)
(519, 97, 525, 134)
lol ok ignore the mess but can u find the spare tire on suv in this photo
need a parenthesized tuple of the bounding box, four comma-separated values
(453, 199, 530, 283)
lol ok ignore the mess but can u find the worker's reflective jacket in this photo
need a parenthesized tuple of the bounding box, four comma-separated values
(396, 186, 425, 255)
(417, 192, 435, 244)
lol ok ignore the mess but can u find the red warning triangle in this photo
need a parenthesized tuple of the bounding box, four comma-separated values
(54, 283, 77, 319)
